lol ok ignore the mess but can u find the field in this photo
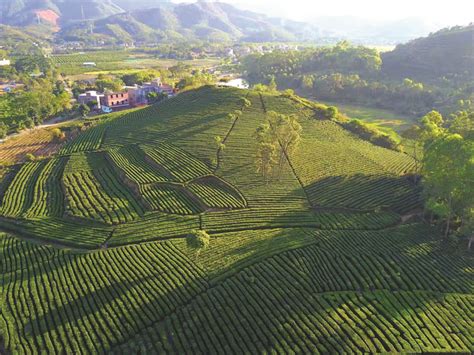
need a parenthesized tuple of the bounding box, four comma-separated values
(0, 86, 472, 353)
(321, 100, 417, 134)
(0, 126, 72, 165)
(50, 50, 221, 76)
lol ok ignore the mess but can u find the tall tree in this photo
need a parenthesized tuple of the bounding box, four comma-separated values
(267, 111, 302, 175)
(422, 133, 473, 240)
(254, 112, 302, 180)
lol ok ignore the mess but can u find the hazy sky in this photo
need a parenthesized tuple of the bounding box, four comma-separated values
(175, 0, 474, 25)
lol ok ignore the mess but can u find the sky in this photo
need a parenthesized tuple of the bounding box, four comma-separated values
(173, 0, 474, 25)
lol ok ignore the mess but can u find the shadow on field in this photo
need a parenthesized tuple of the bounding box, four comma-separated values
(114, 227, 473, 353)
(305, 174, 422, 214)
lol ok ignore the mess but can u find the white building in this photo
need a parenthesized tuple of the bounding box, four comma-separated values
(78, 91, 104, 109)
(0, 59, 11, 66)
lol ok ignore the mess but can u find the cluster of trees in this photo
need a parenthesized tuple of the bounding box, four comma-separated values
(242, 41, 473, 117)
(0, 73, 71, 135)
(176, 71, 216, 92)
(255, 111, 302, 183)
(405, 110, 473, 245)
(71, 63, 215, 101)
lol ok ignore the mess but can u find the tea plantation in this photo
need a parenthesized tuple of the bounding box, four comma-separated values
(0, 86, 472, 353)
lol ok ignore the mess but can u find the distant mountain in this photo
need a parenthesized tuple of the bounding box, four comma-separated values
(382, 25, 474, 80)
(112, 0, 172, 11)
(59, 1, 320, 44)
(0, 0, 123, 27)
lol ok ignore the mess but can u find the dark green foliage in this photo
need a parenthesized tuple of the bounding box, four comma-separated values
(382, 25, 474, 80)
(243, 29, 474, 116)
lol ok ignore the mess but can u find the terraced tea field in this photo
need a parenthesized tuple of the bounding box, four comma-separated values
(0, 86, 471, 353)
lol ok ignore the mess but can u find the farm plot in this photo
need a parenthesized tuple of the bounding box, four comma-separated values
(140, 184, 204, 215)
(201, 208, 400, 233)
(59, 124, 106, 155)
(102, 87, 246, 166)
(63, 152, 144, 224)
(109, 212, 200, 246)
(25, 157, 67, 218)
(0, 127, 66, 164)
(107, 145, 170, 184)
(281, 113, 419, 212)
(0, 235, 208, 353)
(306, 174, 422, 213)
(0, 217, 111, 248)
(114, 224, 473, 353)
(188, 176, 247, 209)
(117, 290, 473, 354)
(141, 142, 212, 182)
(0, 160, 47, 217)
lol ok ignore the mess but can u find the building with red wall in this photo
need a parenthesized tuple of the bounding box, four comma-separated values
(100, 92, 129, 109)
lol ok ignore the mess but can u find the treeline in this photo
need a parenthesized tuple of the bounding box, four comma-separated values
(242, 37, 473, 117)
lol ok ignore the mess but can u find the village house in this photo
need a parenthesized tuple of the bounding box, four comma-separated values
(0, 59, 11, 66)
(78, 91, 104, 109)
(100, 91, 129, 109)
(127, 78, 176, 107)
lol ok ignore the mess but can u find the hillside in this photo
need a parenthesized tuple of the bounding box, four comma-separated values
(0, 86, 472, 353)
(382, 25, 474, 80)
(59, 1, 318, 43)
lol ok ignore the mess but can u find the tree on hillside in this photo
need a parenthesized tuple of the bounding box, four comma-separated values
(401, 125, 423, 182)
(240, 97, 251, 108)
(256, 142, 277, 184)
(186, 230, 210, 259)
(0, 122, 7, 139)
(96, 74, 124, 93)
(214, 136, 225, 151)
(254, 112, 302, 180)
(422, 133, 473, 240)
(267, 111, 302, 175)
(268, 76, 278, 92)
(402, 110, 447, 184)
(413, 109, 474, 244)
(78, 104, 90, 118)
(420, 110, 445, 142)
(51, 128, 66, 143)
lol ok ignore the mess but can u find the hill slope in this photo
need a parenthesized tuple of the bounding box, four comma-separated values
(0, 86, 472, 353)
(382, 25, 474, 80)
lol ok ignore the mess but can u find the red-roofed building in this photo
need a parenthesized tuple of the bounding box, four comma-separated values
(100, 92, 129, 109)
